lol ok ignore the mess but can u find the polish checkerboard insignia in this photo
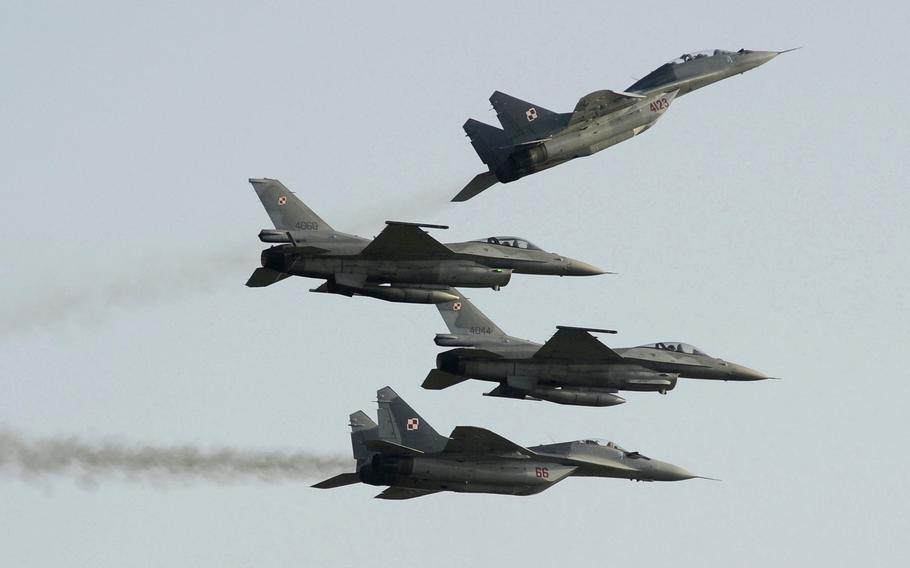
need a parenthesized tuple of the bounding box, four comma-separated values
(526, 107, 538, 122)
(452, 302, 462, 311)
(406, 418, 419, 431)
(277, 195, 288, 206)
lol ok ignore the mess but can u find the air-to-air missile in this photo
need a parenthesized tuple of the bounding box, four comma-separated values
(245, 178, 605, 303)
(422, 290, 777, 406)
(455, 48, 796, 201)
(314, 387, 711, 499)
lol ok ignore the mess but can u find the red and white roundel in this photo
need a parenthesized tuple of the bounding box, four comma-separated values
(452, 302, 462, 311)
(277, 195, 288, 206)
(406, 418, 419, 431)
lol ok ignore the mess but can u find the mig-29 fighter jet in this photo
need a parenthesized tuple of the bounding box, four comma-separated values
(314, 386, 707, 499)
(455, 48, 795, 201)
(246, 179, 604, 304)
(423, 291, 776, 406)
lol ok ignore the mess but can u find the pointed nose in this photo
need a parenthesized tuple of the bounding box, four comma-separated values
(729, 364, 770, 381)
(649, 461, 698, 482)
(740, 50, 779, 71)
(564, 259, 607, 276)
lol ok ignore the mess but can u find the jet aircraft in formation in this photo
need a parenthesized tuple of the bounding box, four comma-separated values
(247, 47, 789, 497)
(455, 48, 795, 201)
(246, 178, 604, 303)
(313, 387, 709, 499)
(423, 291, 776, 406)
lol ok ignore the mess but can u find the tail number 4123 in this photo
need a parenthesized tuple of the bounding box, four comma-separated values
(649, 98, 669, 112)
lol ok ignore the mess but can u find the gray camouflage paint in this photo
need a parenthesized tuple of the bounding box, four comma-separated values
(246, 178, 604, 303)
(313, 387, 704, 499)
(455, 48, 790, 201)
(425, 290, 775, 406)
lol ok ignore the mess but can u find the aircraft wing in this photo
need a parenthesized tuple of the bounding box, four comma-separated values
(568, 90, 644, 126)
(532, 327, 623, 361)
(360, 222, 453, 258)
(375, 487, 441, 500)
(443, 426, 536, 458)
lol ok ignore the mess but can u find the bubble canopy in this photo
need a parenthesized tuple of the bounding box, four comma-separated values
(669, 49, 741, 64)
(580, 439, 628, 452)
(472, 236, 542, 250)
(639, 342, 709, 356)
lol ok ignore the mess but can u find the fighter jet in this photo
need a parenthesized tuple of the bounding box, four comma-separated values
(245, 178, 604, 303)
(314, 386, 707, 499)
(423, 290, 776, 406)
(455, 48, 794, 201)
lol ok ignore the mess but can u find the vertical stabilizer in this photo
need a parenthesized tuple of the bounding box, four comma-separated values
(436, 289, 507, 338)
(489, 91, 570, 142)
(249, 178, 334, 232)
(375, 386, 448, 453)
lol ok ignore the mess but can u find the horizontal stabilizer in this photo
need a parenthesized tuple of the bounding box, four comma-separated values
(452, 172, 499, 202)
(375, 487, 440, 500)
(422, 369, 469, 390)
(312, 472, 360, 489)
(361, 223, 453, 257)
(364, 439, 425, 455)
(443, 426, 536, 458)
(246, 267, 291, 288)
(533, 327, 623, 361)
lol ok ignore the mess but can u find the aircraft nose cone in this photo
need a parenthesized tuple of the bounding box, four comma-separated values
(730, 364, 770, 381)
(650, 461, 698, 482)
(742, 50, 779, 70)
(564, 259, 607, 276)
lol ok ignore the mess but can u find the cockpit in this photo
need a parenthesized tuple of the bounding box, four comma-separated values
(669, 49, 735, 64)
(639, 342, 709, 356)
(580, 439, 627, 452)
(473, 236, 542, 250)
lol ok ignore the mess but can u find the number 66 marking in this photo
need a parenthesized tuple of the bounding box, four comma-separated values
(535, 467, 550, 478)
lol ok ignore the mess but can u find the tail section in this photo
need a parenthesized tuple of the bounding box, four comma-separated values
(463, 119, 511, 168)
(436, 289, 507, 339)
(312, 409, 377, 490)
(376, 386, 448, 453)
(349, 410, 379, 463)
(249, 178, 334, 232)
(489, 91, 570, 143)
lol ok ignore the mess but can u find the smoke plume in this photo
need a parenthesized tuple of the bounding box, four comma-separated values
(1, 187, 452, 337)
(0, 429, 350, 486)
(0, 249, 250, 337)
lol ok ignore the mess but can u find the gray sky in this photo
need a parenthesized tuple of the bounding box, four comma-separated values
(2, 1, 908, 566)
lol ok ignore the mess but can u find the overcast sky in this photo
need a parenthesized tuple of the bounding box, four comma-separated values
(2, 2, 908, 566)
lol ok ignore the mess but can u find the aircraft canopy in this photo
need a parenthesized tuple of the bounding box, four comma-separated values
(473, 236, 542, 250)
(639, 342, 709, 356)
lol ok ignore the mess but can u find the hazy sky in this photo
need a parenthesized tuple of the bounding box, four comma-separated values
(2, 2, 908, 566)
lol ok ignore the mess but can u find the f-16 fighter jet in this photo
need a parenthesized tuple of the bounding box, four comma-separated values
(423, 291, 776, 406)
(246, 179, 604, 303)
(314, 386, 708, 499)
(455, 48, 794, 201)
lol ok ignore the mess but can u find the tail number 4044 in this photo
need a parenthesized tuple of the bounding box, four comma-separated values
(649, 98, 669, 112)
(535, 467, 550, 478)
